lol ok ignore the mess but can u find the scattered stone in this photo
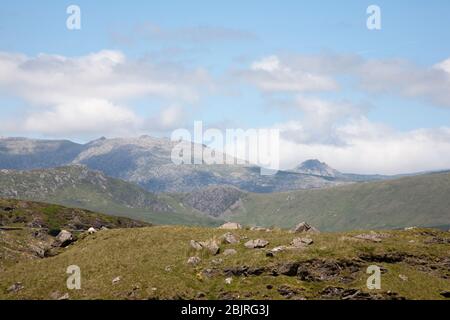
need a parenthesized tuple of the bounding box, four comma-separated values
(87, 227, 97, 234)
(277, 285, 304, 299)
(112, 276, 121, 284)
(353, 233, 383, 243)
(165, 265, 173, 272)
(440, 291, 450, 298)
(54, 230, 74, 247)
(187, 256, 201, 266)
(7, 282, 24, 293)
(404, 227, 417, 231)
(291, 237, 314, 247)
(29, 244, 46, 258)
(101, 226, 109, 231)
(399, 274, 408, 281)
(223, 249, 238, 256)
(225, 277, 233, 285)
(266, 246, 287, 257)
(58, 293, 70, 300)
(212, 258, 223, 265)
(220, 232, 239, 244)
(320, 286, 405, 300)
(219, 222, 242, 230)
(244, 239, 269, 249)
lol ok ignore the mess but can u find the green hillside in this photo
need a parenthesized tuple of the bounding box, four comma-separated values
(1, 224, 449, 300)
(227, 172, 450, 231)
(0, 166, 221, 227)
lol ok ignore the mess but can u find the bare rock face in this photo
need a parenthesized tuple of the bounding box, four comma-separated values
(219, 222, 242, 230)
(244, 239, 269, 249)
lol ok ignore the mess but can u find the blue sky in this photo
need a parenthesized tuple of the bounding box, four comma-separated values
(1, 1, 450, 173)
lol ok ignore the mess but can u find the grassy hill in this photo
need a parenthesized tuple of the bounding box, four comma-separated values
(0, 166, 222, 227)
(1, 224, 449, 300)
(226, 172, 450, 231)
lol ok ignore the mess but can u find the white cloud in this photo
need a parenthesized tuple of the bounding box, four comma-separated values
(277, 118, 450, 175)
(242, 53, 450, 108)
(0, 50, 212, 137)
(239, 55, 338, 93)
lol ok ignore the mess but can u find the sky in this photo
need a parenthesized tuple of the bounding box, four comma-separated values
(1, 0, 450, 174)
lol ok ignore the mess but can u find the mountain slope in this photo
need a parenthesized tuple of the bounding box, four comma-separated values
(0, 137, 352, 193)
(0, 166, 221, 227)
(226, 171, 450, 231)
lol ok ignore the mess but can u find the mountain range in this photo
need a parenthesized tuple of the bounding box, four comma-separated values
(1, 136, 450, 231)
(0, 136, 384, 193)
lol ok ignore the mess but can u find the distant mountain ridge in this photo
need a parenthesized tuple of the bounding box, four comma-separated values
(0, 136, 354, 193)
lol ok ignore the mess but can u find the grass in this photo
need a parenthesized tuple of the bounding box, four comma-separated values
(1, 226, 449, 300)
(227, 172, 450, 231)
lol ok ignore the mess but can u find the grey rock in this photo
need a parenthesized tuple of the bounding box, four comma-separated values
(219, 222, 242, 230)
(244, 239, 269, 249)
(187, 256, 201, 266)
(223, 249, 238, 256)
(7, 282, 24, 293)
(220, 232, 239, 244)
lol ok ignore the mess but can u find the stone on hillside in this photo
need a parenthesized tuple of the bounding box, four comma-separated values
(291, 237, 314, 248)
(87, 227, 97, 234)
(7, 282, 24, 293)
(187, 256, 201, 266)
(223, 249, 237, 256)
(199, 239, 220, 255)
(244, 239, 269, 249)
(266, 245, 287, 257)
(190, 240, 203, 251)
(292, 222, 320, 234)
(112, 276, 121, 284)
(354, 233, 383, 243)
(55, 230, 74, 247)
(58, 293, 70, 300)
(225, 277, 233, 285)
(220, 232, 239, 244)
(219, 222, 242, 230)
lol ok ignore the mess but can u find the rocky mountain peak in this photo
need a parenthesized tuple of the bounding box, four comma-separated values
(294, 159, 341, 178)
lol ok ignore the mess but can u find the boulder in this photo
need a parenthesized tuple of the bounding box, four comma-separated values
(353, 233, 383, 243)
(244, 239, 269, 249)
(291, 237, 314, 247)
(190, 240, 203, 251)
(190, 239, 220, 255)
(225, 277, 233, 285)
(220, 232, 239, 244)
(87, 227, 97, 234)
(187, 256, 201, 266)
(55, 230, 74, 247)
(292, 222, 320, 234)
(223, 249, 237, 256)
(219, 222, 242, 230)
(199, 239, 220, 255)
